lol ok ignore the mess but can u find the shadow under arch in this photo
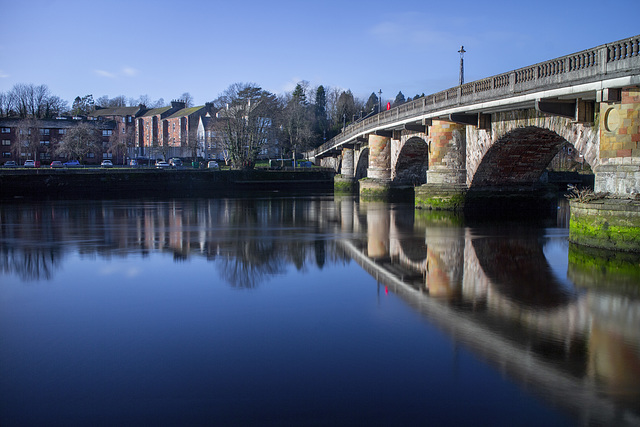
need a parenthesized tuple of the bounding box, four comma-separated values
(355, 147, 369, 180)
(394, 136, 428, 185)
(471, 126, 569, 189)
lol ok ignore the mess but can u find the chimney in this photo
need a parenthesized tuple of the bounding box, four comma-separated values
(171, 100, 186, 110)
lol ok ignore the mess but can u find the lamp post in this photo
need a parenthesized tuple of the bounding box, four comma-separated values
(458, 46, 466, 86)
(378, 89, 382, 113)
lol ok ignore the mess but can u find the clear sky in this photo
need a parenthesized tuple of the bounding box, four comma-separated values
(1, 0, 638, 107)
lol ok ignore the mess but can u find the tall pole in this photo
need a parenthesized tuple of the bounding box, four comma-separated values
(378, 89, 382, 113)
(458, 46, 466, 86)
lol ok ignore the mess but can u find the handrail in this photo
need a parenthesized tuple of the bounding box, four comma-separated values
(312, 35, 640, 158)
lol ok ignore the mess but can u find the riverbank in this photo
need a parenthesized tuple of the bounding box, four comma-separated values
(0, 168, 335, 199)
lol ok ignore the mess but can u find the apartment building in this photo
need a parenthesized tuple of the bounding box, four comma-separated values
(0, 116, 115, 165)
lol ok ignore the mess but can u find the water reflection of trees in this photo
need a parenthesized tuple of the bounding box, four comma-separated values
(0, 199, 347, 286)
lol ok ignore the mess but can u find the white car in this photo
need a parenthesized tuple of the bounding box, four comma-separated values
(155, 160, 170, 169)
(101, 160, 113, 168)
(24, 160, 35, 168)
(207, 161, 219, 169)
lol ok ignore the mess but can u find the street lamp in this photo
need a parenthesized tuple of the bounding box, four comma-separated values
(458, 46, 466, 86)
(378, 89, 382, 113)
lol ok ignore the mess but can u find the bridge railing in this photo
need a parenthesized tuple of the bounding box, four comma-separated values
(312, 34, 640, 158)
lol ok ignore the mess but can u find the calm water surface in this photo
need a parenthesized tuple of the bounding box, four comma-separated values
(1, 196, 639, 426)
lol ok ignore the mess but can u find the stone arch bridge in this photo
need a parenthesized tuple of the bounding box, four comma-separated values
(311, 35, 640, 203)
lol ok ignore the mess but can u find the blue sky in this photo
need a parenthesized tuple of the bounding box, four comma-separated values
(1, 0, 638, 106)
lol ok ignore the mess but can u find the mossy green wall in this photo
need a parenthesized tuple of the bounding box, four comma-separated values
(569, 199, 640, 253)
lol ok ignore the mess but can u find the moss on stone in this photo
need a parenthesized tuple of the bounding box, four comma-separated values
(359, 186, 391, 201)
(415, 193, 465, 210)
(569, 200, 640, 253)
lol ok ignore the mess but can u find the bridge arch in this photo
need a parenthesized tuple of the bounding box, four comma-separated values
(467, 111, 599, 189)
(392, 136, 428, 185)
(354, 147, 369, 180)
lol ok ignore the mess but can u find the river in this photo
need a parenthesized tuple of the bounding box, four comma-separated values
(1, 195, 639, 426)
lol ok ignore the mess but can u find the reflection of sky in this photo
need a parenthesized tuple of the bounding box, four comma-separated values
(1, 250, 571, 426)
(543, 229, 575, 293)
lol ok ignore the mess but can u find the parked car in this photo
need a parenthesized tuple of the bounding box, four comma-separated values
(129, 159, 138, 167)
(3, 161, 17, 168)
(50, 161, 63, 168)
(155, 160, 170, 169)
(207, 161, 219, 169)
(101, 160, 113, 168)
(63, 160, 82, 167)
(168, 158, 183, 167)
(24, 160, 35, 168)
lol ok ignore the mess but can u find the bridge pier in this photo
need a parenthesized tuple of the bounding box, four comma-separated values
(359, 134, 393, 200)
(416, 121, 468, 210)
(334, 147, 358, 193)
(569, 87, 640, 252)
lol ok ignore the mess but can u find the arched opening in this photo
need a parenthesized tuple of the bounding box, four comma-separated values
(471, 126, 568, 189)
(355, 148, 368, 180)
(394, 137, 428, 185)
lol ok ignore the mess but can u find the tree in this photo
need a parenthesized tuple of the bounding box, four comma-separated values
(9, 84, 58, 118)
(0, 91, 15, 117)
(313, 85, 327, 144)
(108, 126, 134, 165)
(365, 92, 379, 113)
(280, 87, 314, 163)
(336, 90, 357, 128)
(71, 95, 95, 116)
(96, 95, 128, 108)
(43, 96, 68, 117)
(392, 91, 406, 108)
(180, 92, 194, 108)
(213, 83, 278, 169)
(56, 122, 101, 161)
(14, 118, 42, 162)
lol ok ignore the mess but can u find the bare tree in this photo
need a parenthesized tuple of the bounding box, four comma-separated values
(9, 84, 54, 118)
(14, 118, 42, 162)
(213, 83, 278, 169)
(56, 122, 101, 162)
(108, 127, 135, 165)
(180, 92, 195, 108)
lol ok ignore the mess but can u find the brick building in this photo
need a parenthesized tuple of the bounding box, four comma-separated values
(0, 116, 115, 166)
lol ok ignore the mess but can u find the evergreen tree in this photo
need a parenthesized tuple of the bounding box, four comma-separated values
(292, 84, 307, 105)
(393, 91, 406, 108)
(365, 92, 379, 113)
(314, 85, 327, 143)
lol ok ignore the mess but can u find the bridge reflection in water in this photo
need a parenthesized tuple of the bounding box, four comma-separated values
(1, 197, 639, 425)
(336, 197, 640, 425)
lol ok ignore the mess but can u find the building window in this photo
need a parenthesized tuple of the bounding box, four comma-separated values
(1, 128, 10, 133)
(123, 128, 126, 134)
(103, 152, 113, 159)
(87, 153, 95, 158)
(102, 130, 112, 136)
(59, 129, 66, 135)
(122, 117, 126, 123)
(2, 152, 11, 158)
(2, 140, 10, 146)
(40, 140, 49, 145)
(40, 129, 50, 135)
(40, 152, 51, 159)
